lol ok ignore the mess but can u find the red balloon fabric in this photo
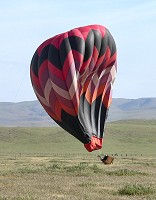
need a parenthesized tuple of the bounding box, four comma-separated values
(30, 24, 117, 152)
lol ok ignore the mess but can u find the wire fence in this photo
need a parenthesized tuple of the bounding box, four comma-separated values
(0, 152, 148, 158)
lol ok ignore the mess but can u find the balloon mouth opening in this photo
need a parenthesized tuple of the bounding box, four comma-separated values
(84, 136, 103, 152)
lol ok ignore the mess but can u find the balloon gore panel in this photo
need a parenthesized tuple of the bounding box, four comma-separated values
(30, 24, 117, 152)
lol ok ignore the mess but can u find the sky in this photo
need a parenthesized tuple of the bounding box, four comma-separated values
(0, 0, 156, 102)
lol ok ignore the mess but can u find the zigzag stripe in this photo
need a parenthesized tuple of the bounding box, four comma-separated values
(30, 24, 117, 149)
(85, 65, 116, 104)
(32, 27, 111, 77)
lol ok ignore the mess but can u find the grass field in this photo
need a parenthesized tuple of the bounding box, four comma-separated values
(0, 120, 156, 199)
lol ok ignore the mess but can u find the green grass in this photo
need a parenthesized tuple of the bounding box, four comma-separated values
(0, 127, 86, 154)
(118, 184, 155, 196)
(0, 155, 156, 199)
(0, 120, 156, 156)
(103, 120, 156, 156)
(106, 169, 148, 176)
(0, 120, 156, 199)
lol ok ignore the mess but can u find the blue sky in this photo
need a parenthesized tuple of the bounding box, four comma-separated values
(0, 0, 156, 102)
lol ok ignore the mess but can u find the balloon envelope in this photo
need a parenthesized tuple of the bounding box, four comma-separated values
(30, 24, 117, 152)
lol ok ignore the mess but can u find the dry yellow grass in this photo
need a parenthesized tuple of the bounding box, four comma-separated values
(0, 155, 156, 200)
(0, 121, 156, 199)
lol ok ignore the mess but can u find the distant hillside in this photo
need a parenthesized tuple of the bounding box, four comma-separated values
(109, 98, 156, 121)
(0, 98, 156, 126)
(0, 101, 54, 127)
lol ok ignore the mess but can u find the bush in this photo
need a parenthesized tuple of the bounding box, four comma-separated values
(89, 164, 101, 173)
(106, 169, 147, 176)
(118, 184, 155, 196)
(64, 162, 88, 173)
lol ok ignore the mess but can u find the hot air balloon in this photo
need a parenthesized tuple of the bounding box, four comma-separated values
(30, 24, 117, 152)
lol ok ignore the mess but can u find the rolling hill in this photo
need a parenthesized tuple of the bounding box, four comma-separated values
(0, 98, 156, 126)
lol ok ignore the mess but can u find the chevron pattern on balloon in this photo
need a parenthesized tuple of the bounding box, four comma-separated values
(30, 24, 117, 152)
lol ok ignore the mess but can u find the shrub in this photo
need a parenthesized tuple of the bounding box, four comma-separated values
(64, 162, 88, 173)
(118, 184, 155, 196)
(89, 164, 101, 173)
(106, 169, 147, 176)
